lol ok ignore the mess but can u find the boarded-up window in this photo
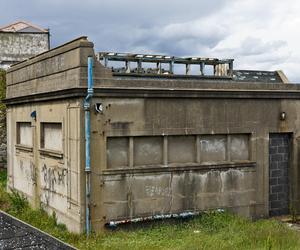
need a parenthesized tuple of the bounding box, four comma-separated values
(134, 137, 163, 166)
(168, 136, 195, 163)
(41, 123, 62, 151)
(230, 135, 249, 161)
(199, 135, 226, 163)
(107, 137, 129, 169)
(17, 122, 32, 146)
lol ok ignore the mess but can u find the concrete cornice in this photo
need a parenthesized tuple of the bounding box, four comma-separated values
(6, 86, 300, 105)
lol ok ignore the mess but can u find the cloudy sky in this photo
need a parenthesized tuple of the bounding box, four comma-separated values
(1, 0, 300, 82)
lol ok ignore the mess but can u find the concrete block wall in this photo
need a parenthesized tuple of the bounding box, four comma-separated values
(269, 133, 290, 216)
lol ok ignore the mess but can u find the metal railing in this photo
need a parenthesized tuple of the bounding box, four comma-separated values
(97, 52, 234, 77)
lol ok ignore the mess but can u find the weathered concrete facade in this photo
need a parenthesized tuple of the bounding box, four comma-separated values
(5, 37, 300, 233)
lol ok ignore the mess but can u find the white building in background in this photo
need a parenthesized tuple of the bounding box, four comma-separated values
(0, 21, 50, 69)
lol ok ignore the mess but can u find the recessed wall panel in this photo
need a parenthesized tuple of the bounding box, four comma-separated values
(17, 122, 32, 146)
(134, 136, 163, 166)
(41, 123, 62, 151)
(230, 135, 249, 161)
(107, 137, 129, 169)
(199, 135, 226, 163)
(168, 135, 195, 164)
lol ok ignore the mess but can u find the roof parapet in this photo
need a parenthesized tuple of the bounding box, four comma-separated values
(276, 70, 289, 84)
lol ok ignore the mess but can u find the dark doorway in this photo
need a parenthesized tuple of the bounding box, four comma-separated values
(269, 133, 290, 216)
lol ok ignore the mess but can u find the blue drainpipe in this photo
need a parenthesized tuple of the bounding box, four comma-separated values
(84, 56, 93, 235)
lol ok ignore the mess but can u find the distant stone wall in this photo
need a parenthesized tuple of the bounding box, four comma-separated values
(0, 32, 49, 68)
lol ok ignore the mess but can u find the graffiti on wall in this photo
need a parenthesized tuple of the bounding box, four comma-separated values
(145, 185, 171, 197)
(19, 159, 36, 184)
(200, 138, 226, 153)
(41, 164, 67, 205)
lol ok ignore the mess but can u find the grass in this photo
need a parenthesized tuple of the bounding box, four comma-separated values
(1, 169, 300, 250)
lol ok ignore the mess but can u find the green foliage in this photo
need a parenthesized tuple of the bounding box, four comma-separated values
(0, 69, 6, 99)
(265, 235, 273, 250)
(0, 170, 9, 209)
(0, 168, 7, 188)
(7, 188, 29, 213)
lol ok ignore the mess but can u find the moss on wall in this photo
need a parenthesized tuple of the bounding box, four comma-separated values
(0, 69, 6, 168)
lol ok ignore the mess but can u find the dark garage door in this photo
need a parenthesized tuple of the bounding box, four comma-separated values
(269, 133, 290, 216)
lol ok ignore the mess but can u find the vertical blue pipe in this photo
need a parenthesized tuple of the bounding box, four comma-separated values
(84, 56, 93, 235)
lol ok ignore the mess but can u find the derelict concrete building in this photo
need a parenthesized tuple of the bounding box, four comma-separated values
(5, 37, 299, 233)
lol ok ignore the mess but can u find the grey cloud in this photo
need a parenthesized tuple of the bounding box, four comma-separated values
(214, 37, 290, 72)
(0, 0, 229, 49)
(215, 37, 287, 58)
(0, 0, 299, 81)
(238, 37, 287, 57)
(127, 20, 228, 56)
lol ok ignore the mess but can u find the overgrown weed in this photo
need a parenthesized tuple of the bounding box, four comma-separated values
(1, 168, 300, 250)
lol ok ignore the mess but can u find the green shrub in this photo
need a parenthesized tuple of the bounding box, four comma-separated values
(0, 168, 7, 188)
(7, 188, 29, 213)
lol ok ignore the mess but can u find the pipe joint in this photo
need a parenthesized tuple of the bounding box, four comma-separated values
(84, 94, 92, 110)
(84, 103, 90, 110)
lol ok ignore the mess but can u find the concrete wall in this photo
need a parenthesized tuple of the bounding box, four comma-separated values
(5, 37, 300, 233)
(6, 99, 85, 233)
(0, 32, 49, 69)
(5, 37, 100, 233)
(86, 96, 300, 230)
